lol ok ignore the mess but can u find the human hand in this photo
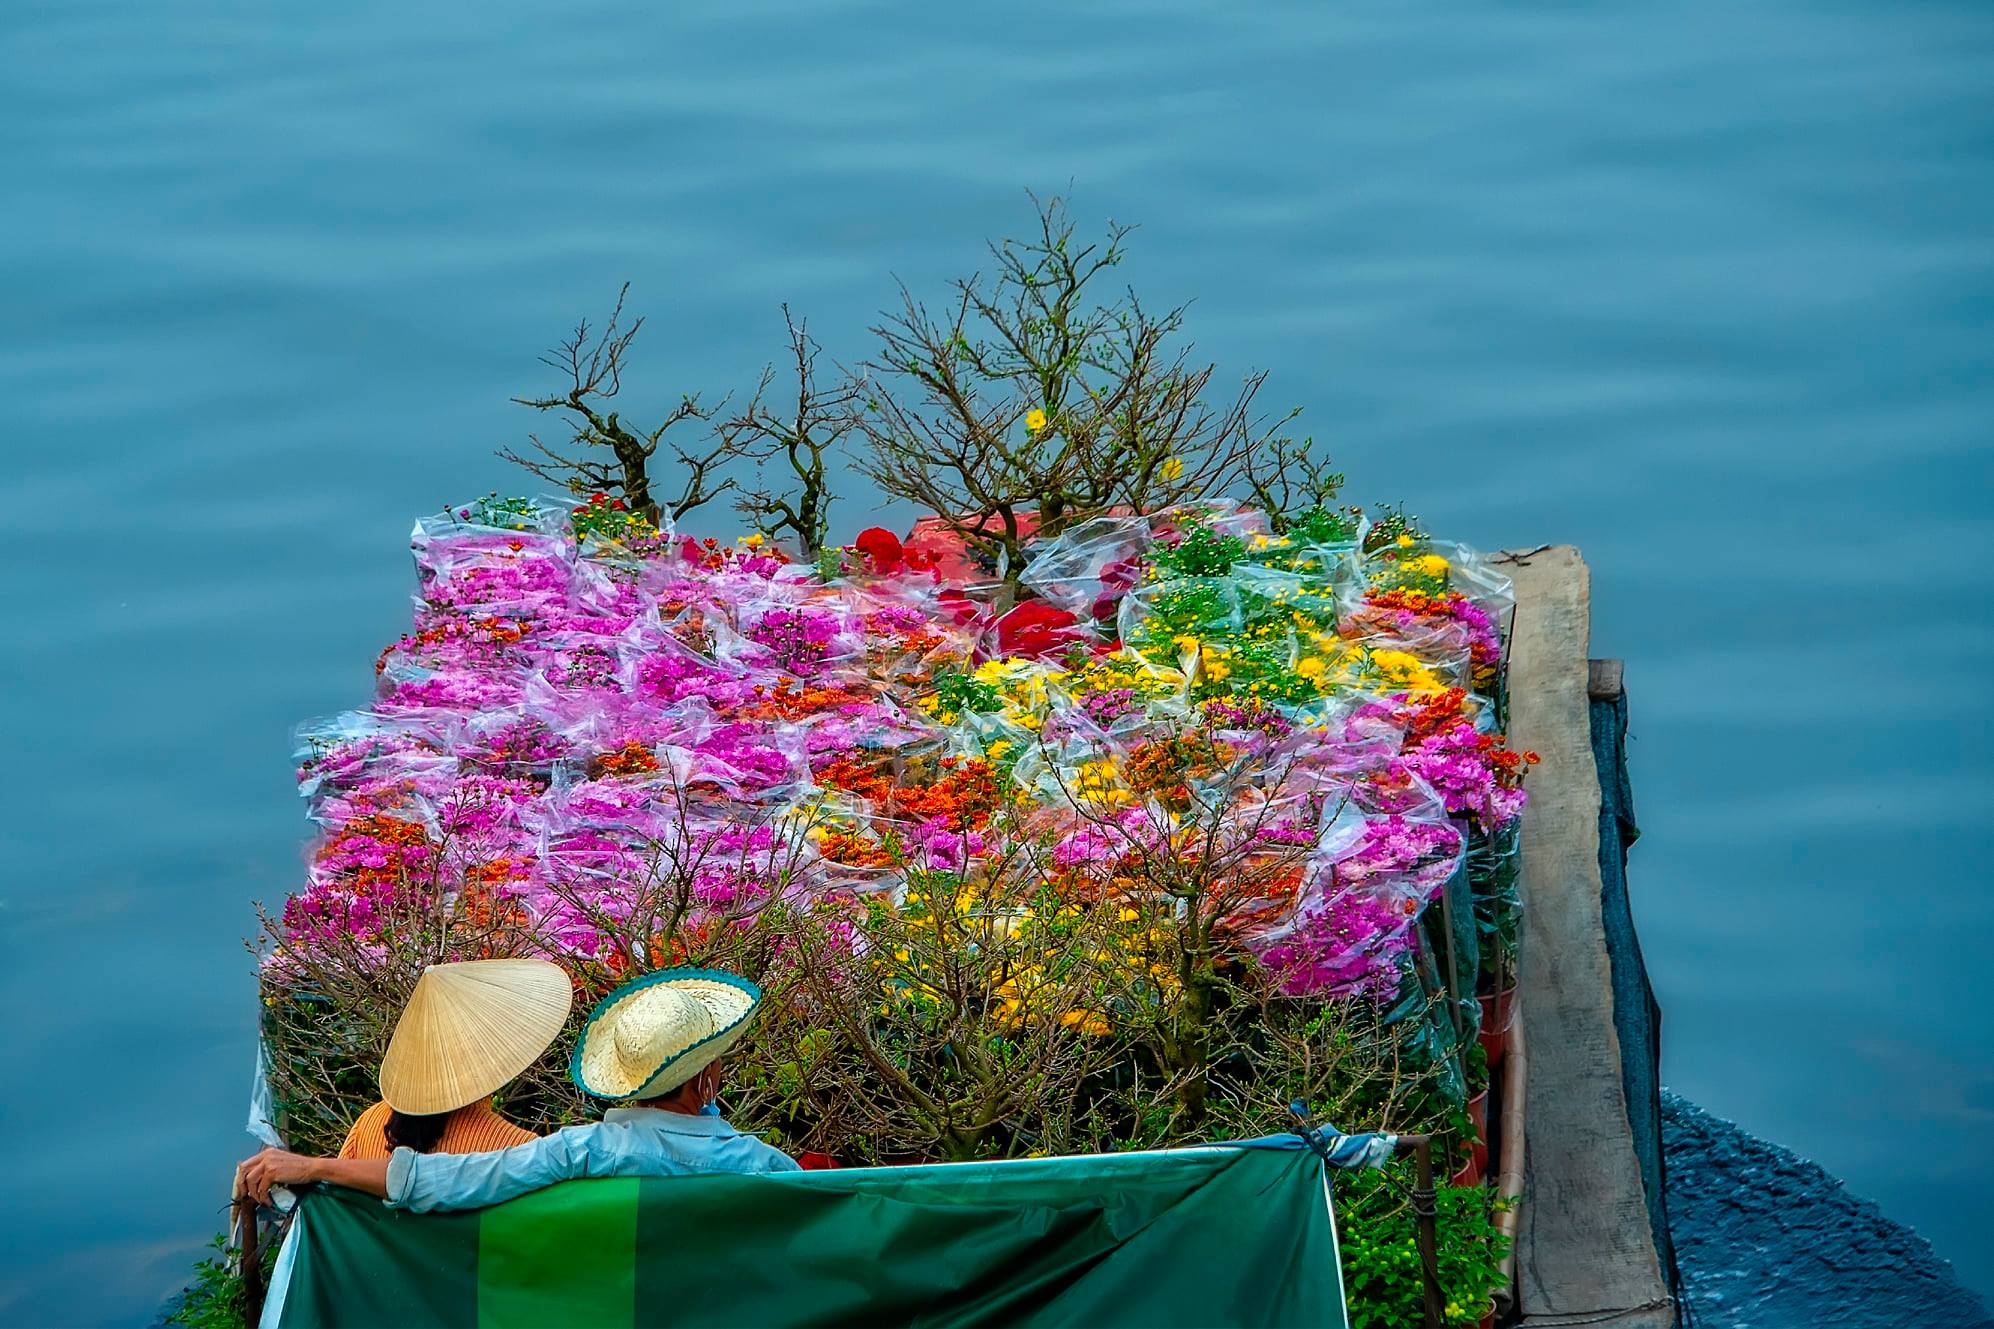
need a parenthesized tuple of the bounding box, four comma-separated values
(238, 1147, 321, 1205)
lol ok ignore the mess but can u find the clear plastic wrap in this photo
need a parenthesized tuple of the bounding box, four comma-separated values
(1117, 575, 1243, 658)
(292, 711, 460, 811)
(1018, 514, 1152, 619)
(411, 493, 572, 546)
(412, 531, 575, 619)
(276, 498, 1524, 1080)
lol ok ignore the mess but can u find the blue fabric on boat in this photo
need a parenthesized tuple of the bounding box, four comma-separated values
(1276, 1112, 1399, 1170)
(385, 1105, 799, 1213)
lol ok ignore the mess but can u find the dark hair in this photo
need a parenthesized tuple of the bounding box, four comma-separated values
(384, 1109, 450, 1154)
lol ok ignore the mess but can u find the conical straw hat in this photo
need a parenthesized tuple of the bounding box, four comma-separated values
(379, 959, 574, 1115)
(571, 968, 761, 1101)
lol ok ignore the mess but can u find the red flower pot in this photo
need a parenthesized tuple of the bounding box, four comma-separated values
(1478, 986, 1516, 1068)
(1467, 1088, 1490, 1172)
(1448, 1156, 1482, 1188)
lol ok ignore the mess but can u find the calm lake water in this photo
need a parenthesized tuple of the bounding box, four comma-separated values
(3, 2, 1990, 1322)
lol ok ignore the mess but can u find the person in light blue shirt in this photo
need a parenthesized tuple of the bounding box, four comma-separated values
(240, 968, 799, 1211)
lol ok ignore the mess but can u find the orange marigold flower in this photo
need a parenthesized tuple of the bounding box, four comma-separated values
(592, 741, 660, 777)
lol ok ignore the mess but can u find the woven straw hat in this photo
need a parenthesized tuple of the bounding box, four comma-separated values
(571, 968, 761, 1101)
(378, 959, 574, 1115)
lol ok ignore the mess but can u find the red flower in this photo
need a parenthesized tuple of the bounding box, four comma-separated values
(996, 600, 1080, 657)
(1089, 556, 1144, 621)
(937, 588, 980, 624)
(852, 527, 905, 574)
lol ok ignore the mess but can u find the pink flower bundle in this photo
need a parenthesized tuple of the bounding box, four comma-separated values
(271, 495, 1529, 1013)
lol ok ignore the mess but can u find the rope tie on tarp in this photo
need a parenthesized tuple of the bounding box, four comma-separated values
(1288, 1101, 1398, 1170)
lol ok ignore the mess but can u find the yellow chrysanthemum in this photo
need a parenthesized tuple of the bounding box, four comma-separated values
(1060, 1008, 1113, 1036)
(1074, 757, 1129, 805)
(1370, 649, 1443, 691)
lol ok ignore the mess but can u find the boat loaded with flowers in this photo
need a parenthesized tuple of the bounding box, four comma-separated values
(247, 487, 1533, 1326)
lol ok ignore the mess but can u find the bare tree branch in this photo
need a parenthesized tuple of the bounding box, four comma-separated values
(854, 193, 1334, 583)
(719, 307, 860, 556)
(500, 284, 729, 527)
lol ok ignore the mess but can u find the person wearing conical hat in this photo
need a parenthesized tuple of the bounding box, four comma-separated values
(238, 967, 798, 1211)
(336, 958, 574, 1160)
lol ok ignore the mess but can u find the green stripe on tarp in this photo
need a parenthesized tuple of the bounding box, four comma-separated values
(480, 1178, 638, 1329)
(277, 1143, 1344, 1329)
(634, 1146, 1339, 1327)
(282, 1193, 481, 1328)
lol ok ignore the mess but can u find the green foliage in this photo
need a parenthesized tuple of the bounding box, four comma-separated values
(1286, 504, 1361, 546)
(1132, 576, 1234, 645)
(931, 666, 1005, 721)
(167, 1231, 275, 1329)
(815, 544, 850, 580)
(1150, 523, 1246, 577)
(1336, 1170, 1512, 1328)
(1464, 1038, 1491, 1096)
(1469, 817, 1523, 981)
(1361, 501, 1426, 553)
(458, 492, 547, 531)
(569, 491, 658, 542)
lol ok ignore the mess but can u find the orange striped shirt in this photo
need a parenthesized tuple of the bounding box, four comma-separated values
(336, 1099, 537, 1160)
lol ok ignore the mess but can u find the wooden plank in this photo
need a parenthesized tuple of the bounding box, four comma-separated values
(1492, 548, 1672, 1328)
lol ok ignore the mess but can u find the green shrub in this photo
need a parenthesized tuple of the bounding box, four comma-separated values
(167, 1234, 249, 1329)
(1337, 1170, 1511, 1328)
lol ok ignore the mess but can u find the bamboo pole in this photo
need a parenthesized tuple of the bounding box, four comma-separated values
(1438, 872, 1468, 1049)
(1288, 1109, 1443, 1329)
(1408, 1134, 1445, 1329)
(1494, 999, 1528, 1316)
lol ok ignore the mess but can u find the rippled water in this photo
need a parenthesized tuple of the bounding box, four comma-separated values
(3, 2, 1990, 1322)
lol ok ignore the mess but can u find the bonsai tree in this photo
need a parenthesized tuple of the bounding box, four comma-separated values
(717, 306, 859, 557)
(501, 284, 748, 528)
(854, 193, 1338, 580)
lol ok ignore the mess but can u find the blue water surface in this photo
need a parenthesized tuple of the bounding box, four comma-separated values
(1, 2, 1990, 1322)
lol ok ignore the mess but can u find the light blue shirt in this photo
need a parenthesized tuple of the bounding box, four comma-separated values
(384, 1106, 800, 1213)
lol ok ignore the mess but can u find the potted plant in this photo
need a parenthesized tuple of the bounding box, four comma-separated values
(1477, 952, 1516, 1067)
(1471, 816, 1521, 1070)
(1464, 1041, 1492, 1174)
(1439, 1096, 1483, 1189)
(1337, 1171, 1513, 1328)
(1433, 1186, 1512, 1329)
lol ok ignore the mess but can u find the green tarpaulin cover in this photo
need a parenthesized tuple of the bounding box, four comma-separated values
(272, 1141, 1346, 1328)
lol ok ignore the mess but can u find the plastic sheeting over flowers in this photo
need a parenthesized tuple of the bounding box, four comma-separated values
(277, 495, 1532, 1008)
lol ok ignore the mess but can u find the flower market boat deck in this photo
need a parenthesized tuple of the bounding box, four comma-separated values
(1499, 545, 1674, 1328)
